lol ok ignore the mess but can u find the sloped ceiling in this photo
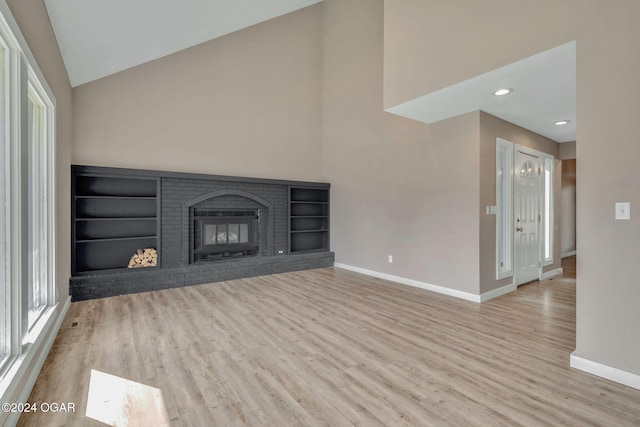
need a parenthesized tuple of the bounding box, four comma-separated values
(44, 0, 323, 87)
(45, 1, 575, 143)
(386, 42, 576, 143)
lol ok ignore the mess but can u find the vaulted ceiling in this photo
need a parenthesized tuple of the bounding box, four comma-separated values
(44, 0, 323, 87)
(44, 0, 575, 142)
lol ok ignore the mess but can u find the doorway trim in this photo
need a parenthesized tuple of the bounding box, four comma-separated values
(495, 138, 555, 284)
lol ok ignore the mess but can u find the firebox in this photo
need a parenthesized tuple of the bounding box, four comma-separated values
(192, 209, 259, 262)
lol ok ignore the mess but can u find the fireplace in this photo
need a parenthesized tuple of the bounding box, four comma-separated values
(192, 209, 259, 262)
(70, 165, 334, 301)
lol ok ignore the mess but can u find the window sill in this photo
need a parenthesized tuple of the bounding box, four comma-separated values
(0, 298, 70, 426)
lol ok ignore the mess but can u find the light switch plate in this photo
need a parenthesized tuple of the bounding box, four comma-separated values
(615, 202, 631, 220)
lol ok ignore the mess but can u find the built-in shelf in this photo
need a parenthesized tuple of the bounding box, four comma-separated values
(76, 217, 157, 221)
(75, 196, 157, 200)
(76, 236, 158, 244)
(290, 201, 327, 204)
(289, 186, 329, 253)
(72, 166, 160, 274)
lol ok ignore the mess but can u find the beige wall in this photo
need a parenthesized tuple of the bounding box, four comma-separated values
(574, 0, 640, 375)
(559, 141, 577, 160)
(7, 0, 72, 301)
(72, 5, 324, 182)
(384, 0, 640, 377)
(478, 112, 561, 294)
(322, 0, 480, 295)
(383, 0, 575, 109)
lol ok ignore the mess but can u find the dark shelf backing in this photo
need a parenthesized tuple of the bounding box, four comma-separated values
(76, 176, 157, 197)
(72, 169, 161, 274)
(291, 217, 327, 232)
(290, 202, 328, 217)
(75, 237, 157, 272)
(289, 186, 330, 253)
(290, 188, 329, 203)
(76, 198, 157, 219)
(290, 231, 328, 253)
(76, 219, 156, 240)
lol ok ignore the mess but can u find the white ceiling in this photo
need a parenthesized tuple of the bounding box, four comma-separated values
(44, 2, 575, 143)
(44, 0, 323, 87)
(386, 42, 577, 143)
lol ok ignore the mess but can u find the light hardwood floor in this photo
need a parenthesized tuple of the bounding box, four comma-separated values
(562, 255, 576, 279)
(18, 265, 640, 426)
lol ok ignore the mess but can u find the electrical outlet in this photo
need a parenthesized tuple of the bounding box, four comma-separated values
(388, 255, 393, 263)
(615, 202, 631, 220)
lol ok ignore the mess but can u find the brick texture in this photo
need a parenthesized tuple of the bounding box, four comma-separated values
(70, 174, 332, 301)
(70, 252, 334, 301)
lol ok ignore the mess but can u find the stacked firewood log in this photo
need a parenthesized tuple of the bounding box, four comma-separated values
(127, 248, 158, 268)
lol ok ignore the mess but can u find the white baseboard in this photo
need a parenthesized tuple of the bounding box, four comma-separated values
(570, 352, 640, 391)
(541, 268, 563, 280)
(479, 283, 517, 302)
(562, 250, 577, 258)
(334, 263, 483, 303)
(1, 297, 71, 427)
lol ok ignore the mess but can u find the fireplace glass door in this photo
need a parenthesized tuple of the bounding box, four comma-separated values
(204, 223, 249, 245)
(192, 210, 259, 262)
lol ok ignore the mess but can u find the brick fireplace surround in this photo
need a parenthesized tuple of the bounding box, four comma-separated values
(70, 166, 333, 301)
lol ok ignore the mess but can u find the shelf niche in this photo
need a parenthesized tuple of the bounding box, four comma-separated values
(289, 186, 330, 253)
(72, 167, 160, 274)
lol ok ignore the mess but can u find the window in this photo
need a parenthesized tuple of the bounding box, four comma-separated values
(0, 1, 57, 383)
(0, 38, 7, 368)
(496, 138, 513, 279)
(543, 157, 554, 265)
(26, 84, 49, 329)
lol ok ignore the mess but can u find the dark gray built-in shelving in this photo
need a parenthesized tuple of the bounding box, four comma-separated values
(70, 165, 333, 300)
(72, 167, 160, 274)
(289, 186, 330, 253)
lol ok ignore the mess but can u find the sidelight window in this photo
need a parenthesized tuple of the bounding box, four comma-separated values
(543, 157, 554, 265)
(496, 138, 513, 279)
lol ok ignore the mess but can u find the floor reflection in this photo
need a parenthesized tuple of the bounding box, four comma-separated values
(86, 369, 170, 427)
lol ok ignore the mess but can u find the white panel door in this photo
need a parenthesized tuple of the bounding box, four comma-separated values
(514, 150, 541, 285)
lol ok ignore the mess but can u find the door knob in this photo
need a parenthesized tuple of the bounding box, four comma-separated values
(516, 227, 523, 232)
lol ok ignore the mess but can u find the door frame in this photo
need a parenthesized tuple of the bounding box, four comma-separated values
(495, 138, 555, 284)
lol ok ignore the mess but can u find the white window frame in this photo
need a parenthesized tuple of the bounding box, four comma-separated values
(496, 138, 514, 280)
(0, 0, 57, 380)
(542, 155, 554, 267)
(24, 73, 56, 333)
(0, 29, 8, 369)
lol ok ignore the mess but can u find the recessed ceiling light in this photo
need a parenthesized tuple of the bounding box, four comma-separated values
(493, 88, 513, 96)
(554, 120, 570, 126)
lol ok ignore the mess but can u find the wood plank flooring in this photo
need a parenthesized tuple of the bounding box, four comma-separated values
(562, 255, 577, 278)
(17, 265, 640, 426)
